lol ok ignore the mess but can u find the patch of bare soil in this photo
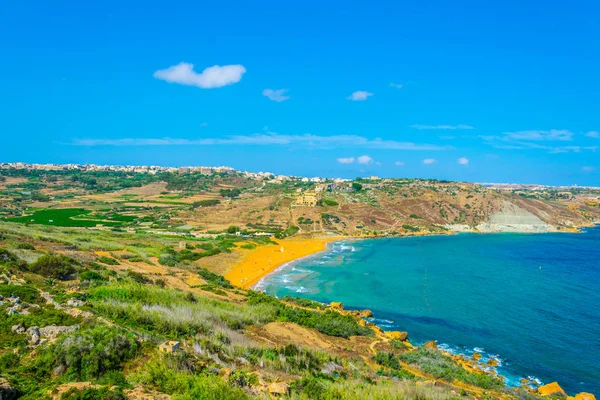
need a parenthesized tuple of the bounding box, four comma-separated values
(0, 177, 27, 188)
(82, 182, 169, 203)
(197, 249, 243, 276)
(248, 322, 382, 359)
(183, 194, 292, 232)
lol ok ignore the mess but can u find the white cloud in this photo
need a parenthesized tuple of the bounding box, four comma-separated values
(337, 157, 355, 164)
(479, 130, 599, 154)
(423, 158, 437, 165)
(457, 157, 469, 165)
(153, 62, 246, 89)
(347, 91, 373, 101)
(586, 131, 600, 138)
(389, 82, 403, 89)
(411, 124, 474, 130)
(262, 88, 290, 102)
(72, 132, 452, 151)
(357, 155, 373, 164)
(395, 161, 405, 166)
(582, 166, 596, 172)
(503, 129, 573, 141)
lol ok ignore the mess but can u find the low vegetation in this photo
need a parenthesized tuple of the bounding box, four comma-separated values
(0, 167, 596, 399)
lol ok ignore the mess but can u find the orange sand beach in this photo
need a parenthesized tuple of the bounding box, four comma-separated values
(225, 237, 344, 289)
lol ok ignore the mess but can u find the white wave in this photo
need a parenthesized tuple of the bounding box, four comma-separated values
(371, 318, 395, 324)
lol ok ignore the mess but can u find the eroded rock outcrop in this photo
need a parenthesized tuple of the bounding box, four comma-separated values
(385, 331, 408, 341)
(268, 382, 290, 396)
(26, 325, 79, 345)
(570, 393, 597, 400)
(477, 201, 554, 233)
(423, 340, 438, 350)
(538, 382, 566, 396)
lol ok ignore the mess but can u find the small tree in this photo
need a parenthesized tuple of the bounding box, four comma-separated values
(226, 225, 241, 234)
(352, 182, 363, 191)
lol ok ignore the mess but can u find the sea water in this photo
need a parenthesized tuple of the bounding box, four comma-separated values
(255, 228, 600, 394)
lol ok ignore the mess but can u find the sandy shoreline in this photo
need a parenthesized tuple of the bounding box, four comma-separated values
(224, 224, 599, 290)
(225, 236, 345, 289)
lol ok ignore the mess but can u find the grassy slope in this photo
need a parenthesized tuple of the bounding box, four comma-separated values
(0, 223, 566, 400)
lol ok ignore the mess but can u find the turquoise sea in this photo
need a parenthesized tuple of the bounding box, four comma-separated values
(256, 227, 600, 394)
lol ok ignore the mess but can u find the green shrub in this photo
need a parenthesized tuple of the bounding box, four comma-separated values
(0, 248, 18, 264)
(200, 284, 226, 296)
(352, 182, 363, 191)
(60, 387, 126, 400)
(98, 255, 119, 265)
(226, 226, 240, 234)
(16, 242, 36, 250)
(402, 224, 420, 232)
(398, 348, 504, 389)
(290, 377, 328, 399)
(196, 242, 214, 251)
(0, 284, 42, 303)
(32, 326, 139, 382)
(373, 351, 401, 370)
(282, 296, 325, 309)
(275, 224, 299, 239)
(29, 254, 78, 279)
(130, 355, 250, 399)
(192, 199, 221, 208)
(126, 270, 152, 284)
(240, 243, 256, 250)
(228, 370, 258, 388)
(247, 291, 371, 338)
(197, 268, 232, 288)
(79, 271, 107, 282)
(158, 253, 179, 266)
(321, 199, 339, 206)
(220, 188, 242, 198)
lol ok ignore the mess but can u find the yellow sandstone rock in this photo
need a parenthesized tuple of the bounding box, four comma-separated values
(359, 309, 373, 318)
(538, 382, 566, 396)
(268, 382, 290, 396)
(487, 358, 499, 367)
(472, 352, 482, 361)
(423, 340, 438, 350)
(571, 393, 597, 400)
(370, 325, 384, 336)
(385, 331, 408, 341)
(330, 302, 344, 311)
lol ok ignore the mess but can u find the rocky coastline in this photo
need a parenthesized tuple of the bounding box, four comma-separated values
(323, 301, 596, 399)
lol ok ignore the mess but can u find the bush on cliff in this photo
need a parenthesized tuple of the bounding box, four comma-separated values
(197, 267, 233, 288)
(399, 348, 504, 390)
(247, 291, 372, 339)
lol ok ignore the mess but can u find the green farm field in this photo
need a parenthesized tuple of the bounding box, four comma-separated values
(4, 208, 127, 227)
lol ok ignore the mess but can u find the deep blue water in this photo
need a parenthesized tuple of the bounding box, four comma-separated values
(256, 228, 600, 394)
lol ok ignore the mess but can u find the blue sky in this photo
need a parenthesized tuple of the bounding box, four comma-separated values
(1, 1, 599, 185)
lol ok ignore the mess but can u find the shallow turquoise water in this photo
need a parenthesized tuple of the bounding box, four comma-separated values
(256, 228, 600, 394)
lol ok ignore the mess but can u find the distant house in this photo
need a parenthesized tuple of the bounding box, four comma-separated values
(296, 191, 318, 206)
(159, 341, 180, 353)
